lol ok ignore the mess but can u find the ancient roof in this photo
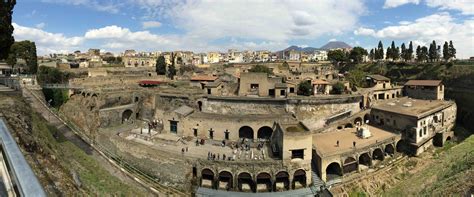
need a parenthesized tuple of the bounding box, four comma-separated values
(138, 80, 165, 86)
(274, 83, 287, 88)
(190, 75, 218, 81)
(205, 81, 222, 88)
(367, 74, 390, 81)
(312, 79, 330, 85)
(174, 105, 194, 117)
(404, 80, 442, 86)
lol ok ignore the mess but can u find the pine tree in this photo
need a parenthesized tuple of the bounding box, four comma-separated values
(443, 41, 450, 61)
(449, 40, 456, 60)
(428, 40, 438, 62)
(416, 45, 421, 62)
(386, 47, 391, 60)
(421, 46, 429, 62)
(390, 41, 396, 60)
(0, 0, 16, 60)
(401, 43, 407, 61)
(155, 56, 166, 75)
(407, 41, 414, 61)
(376, 41, 384, 60)
(369, 49, 375, 61)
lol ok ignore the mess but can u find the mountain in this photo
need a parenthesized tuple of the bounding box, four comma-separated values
(281, 45, 319, 53)
(320, 41, 352, 50)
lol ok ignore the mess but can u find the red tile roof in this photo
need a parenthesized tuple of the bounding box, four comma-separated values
(312, 79, 330, 85)
(138, 80, 165, 85)
(404, 80, 442, 86)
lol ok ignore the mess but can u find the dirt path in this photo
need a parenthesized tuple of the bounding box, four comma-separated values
(22, 88, 151, 194)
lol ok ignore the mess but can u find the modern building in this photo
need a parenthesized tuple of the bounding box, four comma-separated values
(404, 80, 444, 100)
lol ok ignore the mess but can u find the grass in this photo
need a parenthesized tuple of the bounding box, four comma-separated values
(382, 135, 474, 196)
(31, 112, 147, 196)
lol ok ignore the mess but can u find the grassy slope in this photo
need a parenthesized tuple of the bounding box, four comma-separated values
(382, 135, 474, 196)
(31, 112, 148, 196)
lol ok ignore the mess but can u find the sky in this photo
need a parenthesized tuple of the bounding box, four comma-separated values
(11, 0, 474, 58)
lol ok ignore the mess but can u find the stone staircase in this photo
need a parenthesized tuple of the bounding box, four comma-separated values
(311, 160, 333, 197)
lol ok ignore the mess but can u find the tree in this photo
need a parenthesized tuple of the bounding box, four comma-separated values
(369, 49, 375, 61)
(428, 40, 438, 62)
(282, 61, 289, 68)
(346, 69, 367, 88)
(449, 40, 456, 60)
(349, 46, 368, 63)
(331, 82, 345, 94)
(155, 56, 166, 75)
(420, 46, 429, 62)
(7, 41, 38, 73)
(376, 41, 384, 60)
(328, 49, 347, 63)
(407, 41, 414, 61)
(167, 64, 177, 79)
(297, 80, 312, 96)
(394, 47, 400, 60)
(248, 64, 272, 75)
(386, 47, 391, 60)
(416, 45, 421, 62)
(443, 41, 450, 61)
(0, 0, 16, 60)
(401, 43, 407, 61)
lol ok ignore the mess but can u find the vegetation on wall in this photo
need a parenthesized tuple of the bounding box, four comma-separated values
(248, 64, 273, 75)
(155, 56, 166, 75)
(297, 80, 312, 96)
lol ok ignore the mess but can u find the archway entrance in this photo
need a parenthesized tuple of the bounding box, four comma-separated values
(325, 163, 341, 182)
(293, 169, 306, 189)
(218, 171, 233, 191)
(256, 172, 272, 192)
(239, 126, 254, 140)
(359, 153, 371, 169)
(238, 172, 255, 192)
(257, 126, 273, 140)
(343, 157, 358, 174)
(364, 114, 370, 124)
(122, 109, 133, 124)
(201, 169, 214, 188)
(385, 144, 395, 156)
(274, 171, 289, 191)
(373, 148, 384, 161)
(354, 117, 363, 125)
(396, 140, 405, 153)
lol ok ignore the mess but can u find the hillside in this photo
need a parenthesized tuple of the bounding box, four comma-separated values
(320, 41, 352, 50)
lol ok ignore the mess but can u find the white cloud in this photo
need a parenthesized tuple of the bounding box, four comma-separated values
(329, 38, 338, 42)
(426, 0, 474, 15)
(131, 0, 366, 41)
(142, 21, 162, 29)
(354, 12, 474, 58)
(383, 0, 420, 8)
(13, 23, 84, 54)
(42, 0, 121, 13)
(35, 22, 46, 29)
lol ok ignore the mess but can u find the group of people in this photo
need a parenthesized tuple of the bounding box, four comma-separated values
(208, 152, 234, 161)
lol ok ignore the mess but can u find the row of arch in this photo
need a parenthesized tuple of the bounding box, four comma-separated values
(325, 143, 399, 181)
(238, 126, 273, 140)
(336, 114, 371, 130)
(200, 169, 307, 192)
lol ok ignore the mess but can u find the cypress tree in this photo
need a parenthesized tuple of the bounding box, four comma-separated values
(401, 43, 406, 61)
(449, 40, 456, 60)
(443, 41, 449, 61)
(407, 41, 414, 61)
(376, 41, 384, 60)
(0, 0, 16, 60)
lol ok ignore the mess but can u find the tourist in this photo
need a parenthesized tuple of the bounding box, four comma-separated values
(181, 148, 185, 154)
(337, 140, 339, 147)
(353, 141, 356, 148)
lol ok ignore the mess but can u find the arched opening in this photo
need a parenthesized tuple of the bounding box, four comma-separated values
(218, 171, 233, 191)
(337, 126, 343, 130)
(197, 101, 203, 112)
(135, 96, 139, 102)
(239, 126, 254, 140)
(343, 157, 358, 174)
(396, 140, 405, 153)
(257, 126, 273, 140)
(238, 172, 255, 192)
(274, 171, 289, 191)
(392, 93, 395, 98)
(385, 144, 395, 156)
(344, 123, 353, 129)
(122, 109, 133, 124)
(354, 117, 363, 125)
(446, 136, 452, 141)
(192, 167, 197, 177)
(293, 169, 307, 189)
(396, 91, 400, 97)
(363, 114, 370, 124)
(325, 163, 342, 182)
(256, 172, 272, 192)
(359, 153, 371, 169)
(201, 169, 214, 188)
(372, 148, 384, 161)
(135, 112, 139, 119)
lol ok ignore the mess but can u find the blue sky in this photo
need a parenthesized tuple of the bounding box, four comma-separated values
(12, 0, 474, 58)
